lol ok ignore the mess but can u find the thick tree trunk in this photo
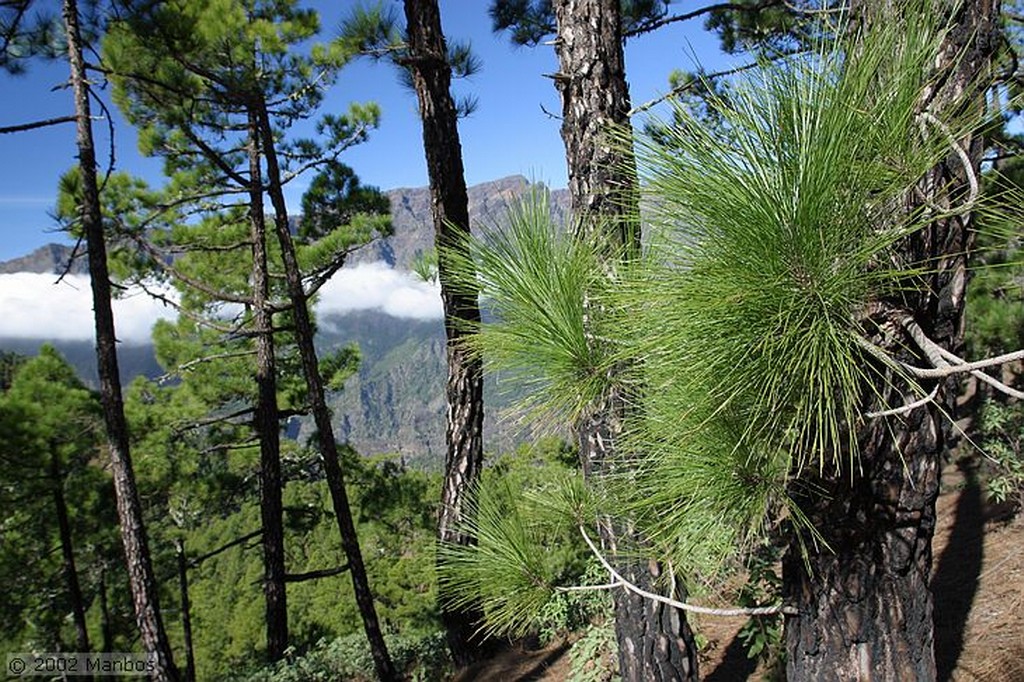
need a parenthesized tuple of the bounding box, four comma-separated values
(783, 2, 1001, 679)
(245, 111, 289, 663)
(256, 105, 397, 682)
(551, 1, 699, 679)
(62, 1, 178, 678)
(50, 453, 91, 657)
(402, 0, 488, 666)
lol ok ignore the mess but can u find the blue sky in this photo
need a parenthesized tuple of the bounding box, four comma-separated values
(0, 0, 729, 261)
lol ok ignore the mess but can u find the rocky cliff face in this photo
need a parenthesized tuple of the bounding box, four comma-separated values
(0, 176, 569, 468)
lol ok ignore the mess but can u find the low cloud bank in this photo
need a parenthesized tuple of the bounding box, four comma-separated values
(0, 262, 441, 344)
(315, 261, 443, 321)
(0, 273, 177, 343)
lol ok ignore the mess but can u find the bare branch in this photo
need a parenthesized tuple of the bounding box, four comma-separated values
(188, 529, 262, 567)
(624, 0, 782, 38)
(0, 115, 80, 134)
(935, 345, 1024, 400)
(579, 525, 796, 616)
(917, 111, 979, 208)
(865, 383, 940, 418)
(628, 52, 799, 117)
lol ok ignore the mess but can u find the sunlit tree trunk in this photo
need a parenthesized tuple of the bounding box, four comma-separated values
(783, 2, 1001, 678)
(401, 0, 487, 666)
(63, 0, 177, 677)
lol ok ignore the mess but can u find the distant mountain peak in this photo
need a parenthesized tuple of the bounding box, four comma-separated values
(0, 242, 88, 276)
(0, 175, 568, 275)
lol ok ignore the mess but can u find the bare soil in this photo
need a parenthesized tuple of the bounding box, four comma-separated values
(456, 461, 1024, 681)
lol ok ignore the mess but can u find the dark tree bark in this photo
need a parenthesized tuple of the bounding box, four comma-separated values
(783, 2, 1002, 679)
(550, 1, 699, 679)
(255, 103, 397, 682)
(62, 1, 178, 678)
(175, 541, 197, 682)
(98, 566, 113, 654)
(50, 453, 91, 657)
(245, 110, 289, 663)
(401, 0, 488, 667)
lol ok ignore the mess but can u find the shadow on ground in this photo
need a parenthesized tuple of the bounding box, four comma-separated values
(932, 464, 985, 682)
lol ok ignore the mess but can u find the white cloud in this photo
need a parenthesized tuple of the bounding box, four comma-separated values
(0, 263, 440, 345)
(0, 273, 178, 344)
(315, 261, 442, 321)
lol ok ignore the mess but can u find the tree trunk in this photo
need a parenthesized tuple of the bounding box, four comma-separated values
(245, 110, 289, 663)
(62, 1, 178, 678)
(255, 104, 397, 682)
(176, 541, 197, 682)
(401, 0, 487, 666)
(50, 452, 91, 657)
(99, 566, 113, 654)
(550, 1, 699, 679)
(783, 2, 1001, 679)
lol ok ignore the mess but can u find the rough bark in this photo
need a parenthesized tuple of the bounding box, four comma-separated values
(256, 104, 397, 682)
(246, 110, 289, 663)
(402, 0, 488, 666)
(50, 453, 91, 657)
(783, 2, 1001, 679)
(63, 1, 178, 678)
(550, 1, 699, 679)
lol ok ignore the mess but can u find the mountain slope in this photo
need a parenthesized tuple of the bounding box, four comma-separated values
(0, 176, 568, 467)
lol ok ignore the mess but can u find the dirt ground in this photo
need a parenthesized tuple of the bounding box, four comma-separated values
(456, 461, 1024, 681)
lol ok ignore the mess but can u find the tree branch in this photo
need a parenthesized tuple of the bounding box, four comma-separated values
(578, 525, 796, 616)
(624, 0, 782, 38)
(188, 529, 262, 567)
(0, 115, 80, 134)
(284, 565, 350, 583)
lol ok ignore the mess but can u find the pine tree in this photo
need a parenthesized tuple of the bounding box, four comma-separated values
(103, 1, 394, 673)
(64, 0, 179, 676)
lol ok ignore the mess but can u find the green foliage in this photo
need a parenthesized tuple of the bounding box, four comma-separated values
(446, 188, 608, 428)
(228, 630, 451, 682)
(977, 401, 1024, 508)
(0, 346, 130, 652)
(320, 344, 361, 392)
(411, 248, 439, 284)
(734, 543, 785, 672)
(299, 161, 390, 243)
(445, 6, 1001, 633)
(439, 439, 605, 639)
(613, 6, 964, 575)
(567, 620, 619, 682)
(173, 451, 442, 679)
